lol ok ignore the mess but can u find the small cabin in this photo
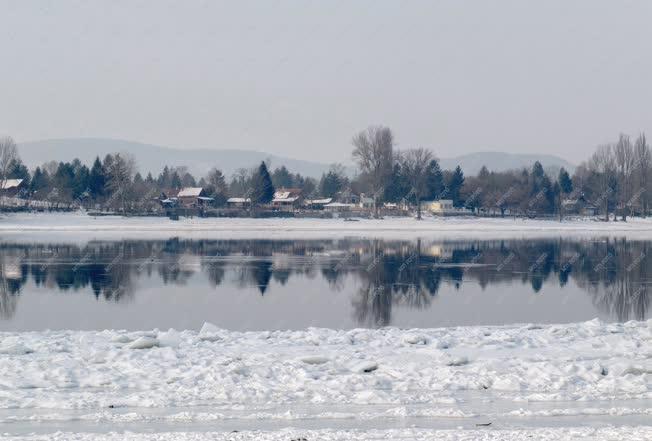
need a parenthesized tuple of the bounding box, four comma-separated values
(0, 179, 25, 197)
(177, 187, 213, 208)
(227, 197, 251, 208)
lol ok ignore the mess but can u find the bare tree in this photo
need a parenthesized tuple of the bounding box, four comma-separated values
(588, 144, 616, 221)
(614, 134, 635, 221)
(402, 148, 434, 220)
(106, 153, 137, 212)
(634, 133, 651, 217)
(352, 126, 394, 217)
(0, 136, 18, 187)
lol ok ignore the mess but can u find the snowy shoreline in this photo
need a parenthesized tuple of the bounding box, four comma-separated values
(1, 319, 650, 438)
(3, 212, 652, 240)
(4, 426, 652, 441)
(1, 320, 649, 411)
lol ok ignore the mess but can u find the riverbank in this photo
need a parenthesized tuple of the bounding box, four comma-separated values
(2, 212, 652, 240)
(4, 426, 652, 441)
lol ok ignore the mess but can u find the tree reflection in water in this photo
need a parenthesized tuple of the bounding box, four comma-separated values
(0, 237, 648, 324)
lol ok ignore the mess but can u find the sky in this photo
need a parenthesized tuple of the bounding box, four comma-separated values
(1, 0, 651, 164)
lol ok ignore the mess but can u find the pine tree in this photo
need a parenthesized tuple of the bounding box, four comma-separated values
(558, 167, 573, 194)
(7, 159, 31, 188)
(250, 161, 275, 205)
(29, 166, 49, 196)
(425, 160, 444, 200)
(89, 157, 106, 200)
(271, 166, 294, 189)
(170, 171, 182, 189)
(447, 165, 465, 207)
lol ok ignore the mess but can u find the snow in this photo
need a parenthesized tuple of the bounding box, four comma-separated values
(0, 320, 649, 417)
(4, 212, 652, 241)
(3, 426, 652, 440)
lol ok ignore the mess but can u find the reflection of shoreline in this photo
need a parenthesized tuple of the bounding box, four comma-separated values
(0, 238, 648, 324)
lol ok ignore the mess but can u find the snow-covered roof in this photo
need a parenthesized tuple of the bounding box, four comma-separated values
(0, 179, 23, 190)
(272, 196, 300, 203)
(324, 202, 355, 208)
(197, 196, 214, 201)
(273, 188, 302, 200)
(306, 198, 333, 205)
(177, 187, 204, 197)
(227, 197, 251, 203)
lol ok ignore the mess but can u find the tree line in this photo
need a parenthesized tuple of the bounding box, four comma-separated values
(0, 128, 650, 219)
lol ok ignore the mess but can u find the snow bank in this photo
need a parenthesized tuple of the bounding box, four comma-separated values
(0, 320, 649, 412)
(4, 212, 652, 240)
(4, 426, 652, 441)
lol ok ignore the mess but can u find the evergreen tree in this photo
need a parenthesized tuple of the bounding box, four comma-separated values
(180, 172, 196, 187)
(72, 164, 90, 200)
(447, 165, 465, 207)
(158, 166, 171, 188)
(7, 159, 31, 188)
(271, 166, 293, 188)
(382, 163, 408, 203)
(89, 157, 106, 200)
(320, 170, 346, 198)
(53, 162, 76, 201)
(478, 165, 490, 180)
(425, 160, 444, 200)
(170, 171, 182, 189)
(293, 174, 316, 197)
(558, 167, 573, 194)
(250, 161, 275, 204)
(29, 166, 49, 196)
(557, 167, 573, 221)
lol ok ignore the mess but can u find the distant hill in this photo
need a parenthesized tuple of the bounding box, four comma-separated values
(17, 138, 343, 179)
(439, 152, 575, 176)
(18, 138, 574, 179)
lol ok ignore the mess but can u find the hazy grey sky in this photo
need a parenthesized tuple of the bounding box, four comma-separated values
(1, 0, 651, 164)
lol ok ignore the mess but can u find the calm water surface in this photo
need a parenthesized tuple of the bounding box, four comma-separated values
(0, 237, 649, 331)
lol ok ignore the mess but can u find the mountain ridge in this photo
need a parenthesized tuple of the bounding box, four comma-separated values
(18, 138, 575, 179)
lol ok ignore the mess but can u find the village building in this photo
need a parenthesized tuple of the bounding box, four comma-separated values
(421, 199, 473, 216)
(226, 197, 251, 208)
(176, 187, 213, 208)
(0, 179, 26, 197)
(304, 198, 332, 210)
(335, 189, 360, 205)
(562, 198, 598, 217)
(272, 188, 303, 210)
(323, 202, 356, 212)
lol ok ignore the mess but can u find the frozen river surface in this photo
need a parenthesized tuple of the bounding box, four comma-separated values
(0, 320, 650, 439)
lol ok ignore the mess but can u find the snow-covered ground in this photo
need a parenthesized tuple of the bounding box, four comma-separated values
(0, 320, 650, 438)
(4, 426, 652, 441)
(2, 212, 652, 240)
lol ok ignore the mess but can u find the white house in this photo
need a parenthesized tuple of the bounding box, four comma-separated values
(421, 199, 472, 216)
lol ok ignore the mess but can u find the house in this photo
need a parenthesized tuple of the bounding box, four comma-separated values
(227, 197, 251, 208)
(324, 202, 355, 212)
(305, 198, 332, 210)
(177, 187, 213, 208)
(562, 198, 598, 217)
(0, 179, 25, 197)
(421, 199, 453, 214)
(335, 189, 360, 205)
(421, 199, 472, 216)
(358, 193, 374, 210)
(272, 188, 303, 210)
